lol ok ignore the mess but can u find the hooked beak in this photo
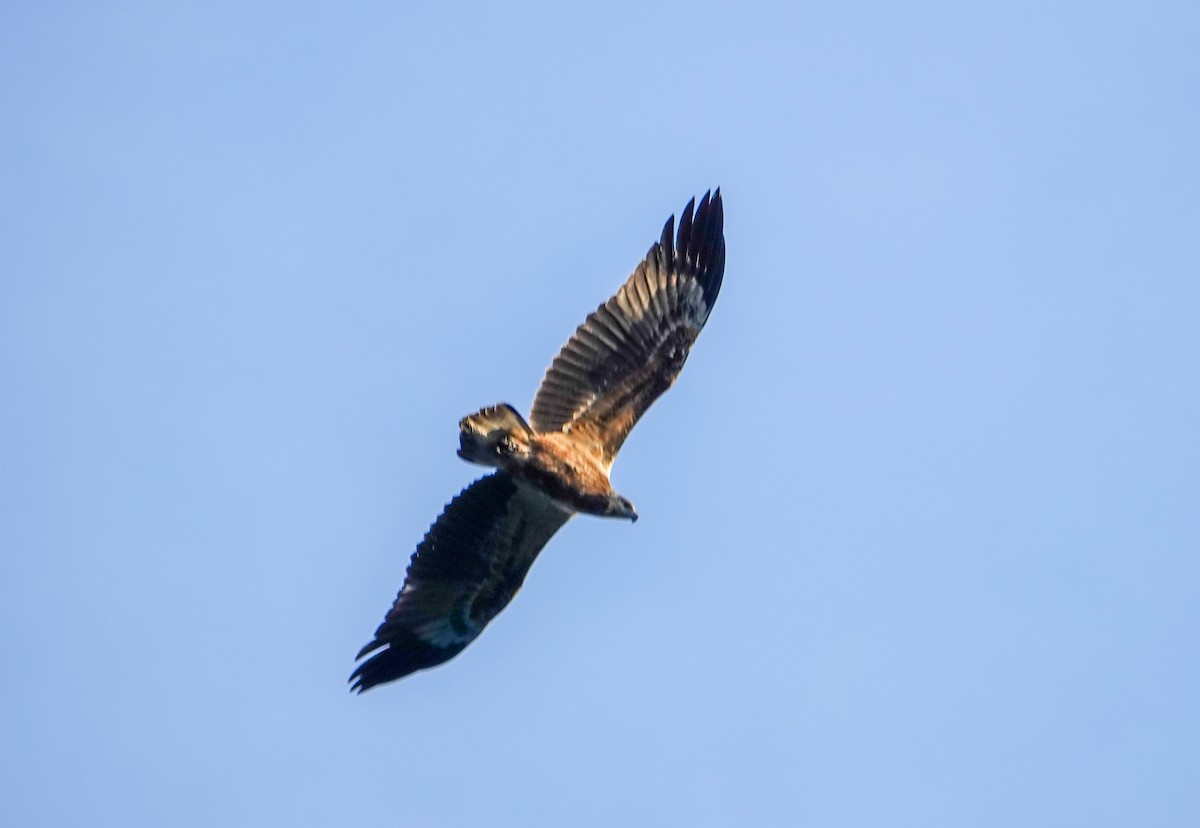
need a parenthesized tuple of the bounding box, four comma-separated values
(622, 498, 638, 523)
(610, 495, 638, 523)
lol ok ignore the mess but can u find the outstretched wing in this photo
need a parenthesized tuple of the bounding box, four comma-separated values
(350, 471, 570, 692)
(529, 190, 725, 466)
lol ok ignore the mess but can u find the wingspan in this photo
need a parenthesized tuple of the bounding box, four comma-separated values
(350, 471, 571, 692)
(529, 190, 725, 465)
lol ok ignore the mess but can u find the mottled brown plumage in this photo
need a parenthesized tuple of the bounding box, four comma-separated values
(351, 191, 725, 692)
(458, 406, 633, 521)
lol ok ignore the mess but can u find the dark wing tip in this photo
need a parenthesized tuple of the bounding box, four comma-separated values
(349, 628, 464, 693)
(658, 212, 676, 263)
(675, 189, 725, 310)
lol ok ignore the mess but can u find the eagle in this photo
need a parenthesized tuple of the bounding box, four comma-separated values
(350, 190, 725, 692)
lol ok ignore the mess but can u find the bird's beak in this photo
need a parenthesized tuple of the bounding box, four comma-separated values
(611, 495, 638, 523)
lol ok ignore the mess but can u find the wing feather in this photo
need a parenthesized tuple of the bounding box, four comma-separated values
(350, 471, 570, 692)
(529, 190, 725, 464)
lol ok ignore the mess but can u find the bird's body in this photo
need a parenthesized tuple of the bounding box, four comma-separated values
(457, 404, 632, 520)
(351, 191, 725, 692)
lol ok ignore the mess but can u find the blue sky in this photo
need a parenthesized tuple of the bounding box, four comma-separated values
(3, 2, 1198, 825)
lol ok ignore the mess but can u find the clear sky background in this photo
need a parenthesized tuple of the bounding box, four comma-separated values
(3, 2, 1198, 826)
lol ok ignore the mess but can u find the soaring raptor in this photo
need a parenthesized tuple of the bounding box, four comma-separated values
(351, 190, 725, 691)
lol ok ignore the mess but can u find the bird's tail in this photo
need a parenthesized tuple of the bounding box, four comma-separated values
(457, 403, 533, 467)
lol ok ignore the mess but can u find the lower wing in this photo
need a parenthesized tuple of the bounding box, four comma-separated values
(350, 471, 570, 692)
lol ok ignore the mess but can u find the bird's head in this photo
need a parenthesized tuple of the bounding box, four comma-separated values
(606, 493, 638, 523)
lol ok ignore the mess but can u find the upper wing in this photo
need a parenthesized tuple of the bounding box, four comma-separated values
(529, 190, 725, 466)
(350, 471, 571, 692)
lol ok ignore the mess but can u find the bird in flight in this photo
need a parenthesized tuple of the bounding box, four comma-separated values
(350, 190, 725, 692)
